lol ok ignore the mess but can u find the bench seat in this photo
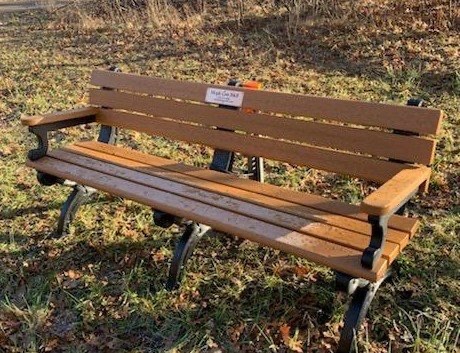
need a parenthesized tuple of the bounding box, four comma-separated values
(27, 140, 418, 282)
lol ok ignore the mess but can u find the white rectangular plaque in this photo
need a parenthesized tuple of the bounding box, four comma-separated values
(205, 88, 244, 108)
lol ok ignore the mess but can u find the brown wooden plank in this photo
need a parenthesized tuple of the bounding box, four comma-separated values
(362, 167, 431, 215)
(26, 156, 388, 281)
(21, 107, 99, 127)
(49, 148, 401, 261)
(90, 69, 443, 135)
(64, 143, 409, 249)
(59, 145, 410, 250)
(89, 89, 436, 164)
(78, 140, 420, 236)
(96, 109, 413, 183)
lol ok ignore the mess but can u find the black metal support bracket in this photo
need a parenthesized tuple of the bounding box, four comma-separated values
(362, 89, 425, 267)
(56, 184, 95, 237)
(28, 65, 120, 237)
(362, 181, 419, 269)
(36, 171, 64, 186)
(27, 116, 97, 161)
(28, 126, 48, 161)
(166, 222, 211, 291)
(336, 270, 392, 353)
(361, 214, 390, 269)
(389, 98, 424, 164)
(210, 150, 235, 173)
(26, 111, 106, 235)
(98, 125, 118, 144)
(28, 116, 97, 187)
(52, 113, 116, 236)
(158, 78, 241, 279)
(162, 77, 263, 289)
(209, 79, 240, 173)
(98, 65, 122, 144)
(248, 155, 264, 182)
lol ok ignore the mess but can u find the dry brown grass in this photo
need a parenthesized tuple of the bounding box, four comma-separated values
(47, 0, 459, 36)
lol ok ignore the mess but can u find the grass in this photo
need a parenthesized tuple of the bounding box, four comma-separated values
(0, 1, 459, 352)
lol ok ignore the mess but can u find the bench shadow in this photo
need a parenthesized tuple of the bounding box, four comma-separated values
(0, 194, 115, 221)
(4, 226, 339, 350)
(0, 232, 29, 252)
(3, 199, 458, 351)
(0, 202, 63, 220)
(40, 270, 336, 351)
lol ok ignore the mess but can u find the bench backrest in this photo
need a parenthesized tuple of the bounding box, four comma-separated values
(89, 69, 443, 184)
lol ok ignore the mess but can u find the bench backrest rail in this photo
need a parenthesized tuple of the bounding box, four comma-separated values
(89, 70, 443, 184)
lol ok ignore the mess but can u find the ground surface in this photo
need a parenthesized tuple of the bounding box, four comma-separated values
(0, 3, 459, 353)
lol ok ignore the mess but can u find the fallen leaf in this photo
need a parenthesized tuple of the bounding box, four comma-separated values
(280, 324, 290, 345)
(65, 269, 82, 279)
(293, 265, 309, 277)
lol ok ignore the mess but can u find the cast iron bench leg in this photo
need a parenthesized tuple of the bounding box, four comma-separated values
(166, 222, 211, 291)
(336, 270, 392, 353)
(164, 91, 237, 290)
(53, 116, 115, 237)
(56, 184, 94, 237)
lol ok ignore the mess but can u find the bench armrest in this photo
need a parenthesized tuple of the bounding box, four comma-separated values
(24, 107, 99, 161)
(361, 166, 431, 216)
(21, 107, 99, 127)
(360, 166, 431, 269)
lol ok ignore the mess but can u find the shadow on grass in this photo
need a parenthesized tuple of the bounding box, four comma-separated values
(0, 193, 116, 221)
(0, 222, 342, 351)
(2, 204, 457, 351)
(199, 13, 458, 96)
(0, 231, 29, 249)
(0, 202, 63, 220)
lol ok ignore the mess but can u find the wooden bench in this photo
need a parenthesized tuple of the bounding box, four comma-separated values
(21, 68, 443, 352)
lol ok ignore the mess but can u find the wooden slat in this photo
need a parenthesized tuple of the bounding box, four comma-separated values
(58, 145, 410, 250)
(26, 156, 388, 281)
(96, 109, 413, 183)
(20, 107, 99, 127)
(362, 167, 431, 215)
(76, 141, 419, 236)
(89, 89, 436, 164)
(49, 148, 401, 261)
(90, 69, 443, 135)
